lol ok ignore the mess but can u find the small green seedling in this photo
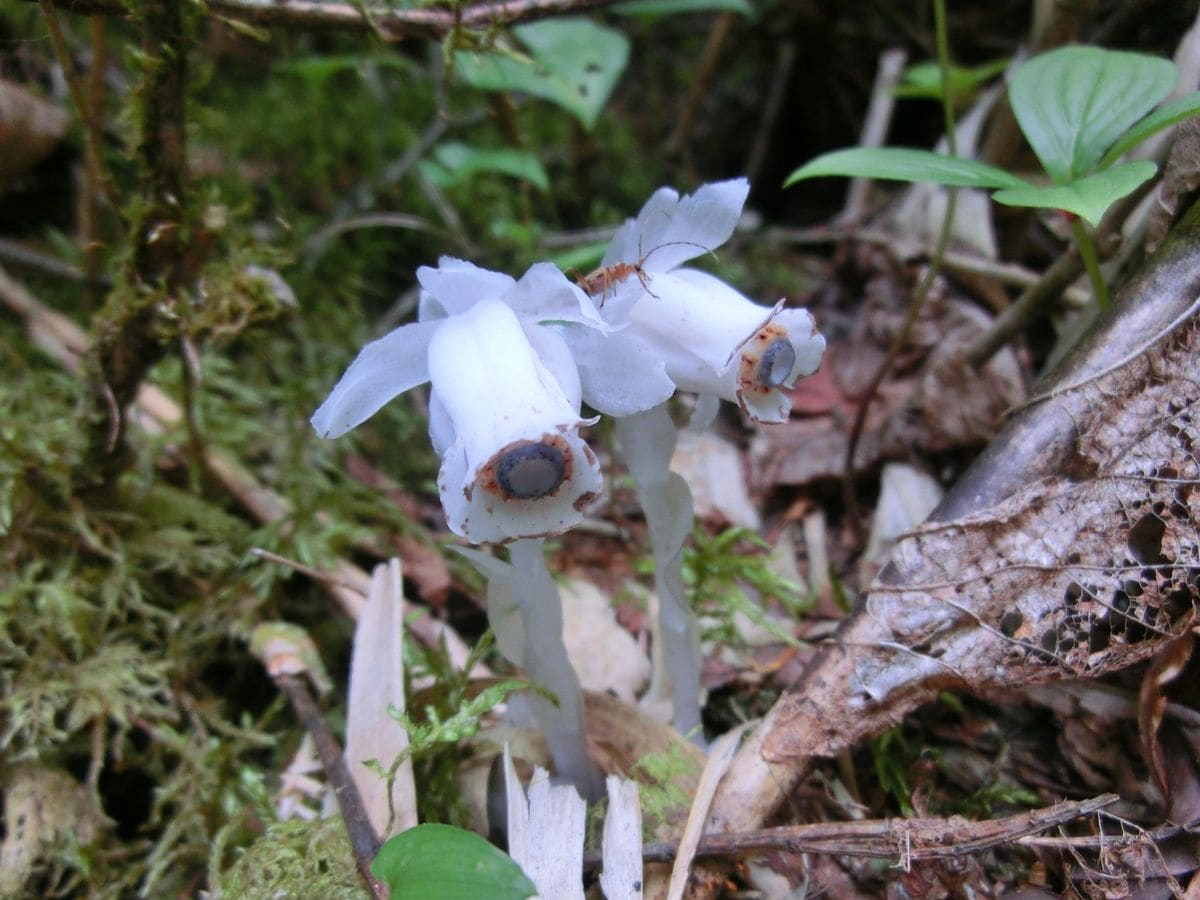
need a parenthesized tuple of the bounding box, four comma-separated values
(786, 46, 1200, 307)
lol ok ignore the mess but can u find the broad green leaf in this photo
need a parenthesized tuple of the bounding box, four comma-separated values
(894, 58, 1009, 102)
(1009, 47, 1176, 183)
(420, 142, 550, 191)
(1099, 91, 1200, 168)
(991, 160, 1157, 225)
(371, 824, 537, 900)
(784, 147, 1029, 190)
(454, 19, 629, 130)
(614, 0, 752, 15)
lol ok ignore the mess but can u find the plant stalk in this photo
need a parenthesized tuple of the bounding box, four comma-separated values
(1072, 216, 1110, 310)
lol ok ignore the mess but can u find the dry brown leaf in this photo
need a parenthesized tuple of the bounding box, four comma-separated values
(1138, 627, 1197, 795)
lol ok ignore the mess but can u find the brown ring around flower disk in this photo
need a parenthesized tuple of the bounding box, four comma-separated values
(737, 321, 795, 398)
(478, 435, 575, 501)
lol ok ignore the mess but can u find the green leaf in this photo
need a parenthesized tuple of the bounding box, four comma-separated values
(454, 19, 630, 130)
(419, 142, 550, 191)
(371, 824, 537, 900)
(991, 160, 1157, 225)
(1009, 46, 1176, 183)
(894, 58, 1009, 102)
(1099, 91, 1200, 168)
(784, 147, 1029, 190)
(614, 0, 753, 15)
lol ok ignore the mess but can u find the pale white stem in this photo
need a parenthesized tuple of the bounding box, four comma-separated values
(509, 539, 604, 801)
(615, 405, 704, 741)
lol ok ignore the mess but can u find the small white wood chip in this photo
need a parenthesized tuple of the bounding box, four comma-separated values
(665, 724, 751, 900)
(504, 745, 586, 900)
(344, 558, 417, 839)
(600, 776, 644, 900)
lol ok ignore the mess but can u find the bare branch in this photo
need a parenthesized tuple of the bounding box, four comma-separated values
(584, 794, 1118, 869)
(23, 0, 624, 41)
(274, 674, 386, 899)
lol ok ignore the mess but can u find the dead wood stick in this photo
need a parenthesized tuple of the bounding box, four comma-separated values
(274, 674, 386, 899)
(839, 47, 908, 224)
(963, 179, 1154, 370)
(584, 794, 1117, 869)
(20, 0, 622, 40)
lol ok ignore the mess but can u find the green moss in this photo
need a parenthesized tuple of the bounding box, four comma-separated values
(216, 818, 366, 900)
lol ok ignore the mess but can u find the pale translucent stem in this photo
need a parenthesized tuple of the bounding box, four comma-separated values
(615, 405, 704, 741)
(509, 538, 604, 802)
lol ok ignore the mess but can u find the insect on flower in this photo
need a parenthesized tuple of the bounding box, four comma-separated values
(570, 239, 716, 305)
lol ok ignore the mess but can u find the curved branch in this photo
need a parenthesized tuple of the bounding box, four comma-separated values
(24, 0, 623, 41)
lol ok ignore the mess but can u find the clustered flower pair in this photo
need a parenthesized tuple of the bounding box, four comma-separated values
(311, 178, 827, 545)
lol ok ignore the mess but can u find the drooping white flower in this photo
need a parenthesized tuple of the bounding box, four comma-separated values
(428, 298, 602, 543)
(593, 178, 827, 423)
(311, 263, 606, 544)
(628, 269, 826, 423)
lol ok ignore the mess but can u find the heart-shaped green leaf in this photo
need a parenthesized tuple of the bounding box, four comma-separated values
(371, 824, 537, 900)
(1009, 47, 1176, 183)
(991, 159, 1157, 225)
(455, 19, 629, 130)
(1099, 91, 1200, 169)
(784, 147, 1029, 190)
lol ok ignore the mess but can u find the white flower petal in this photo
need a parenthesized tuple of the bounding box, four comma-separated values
(602, 187, 680, 267)
(507, 262, 609, 329)
(428, 298, 602, 543)
(628, 269, 826, 424)
(548, 323, 675, 417)
(418, 290, 447, 322)
(428, 390, 454, 458)
(522, 323, 583, 410)
(310, 319, 441, 438)
(416, 257, 516, 317)
(601, 178, 749, 276)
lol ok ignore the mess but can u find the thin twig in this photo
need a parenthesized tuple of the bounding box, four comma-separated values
(37, 0, 124, 219)
(745, 40, 796, 187)
(665, 11, 736, 155)
(23, 0, 624, 40)
(963, 179, 1155, 369)
(274, 674, 386, 898)
(0, 237, 109, 287)
(842, 0, 958, 542)
(583, 794, 1118, 869)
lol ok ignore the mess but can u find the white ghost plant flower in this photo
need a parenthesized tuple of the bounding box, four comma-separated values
(628, 269, 826, 423)
(428, 298, 602, 544)
(595, 177, 827, 423)
(311, 262, 605, 545)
